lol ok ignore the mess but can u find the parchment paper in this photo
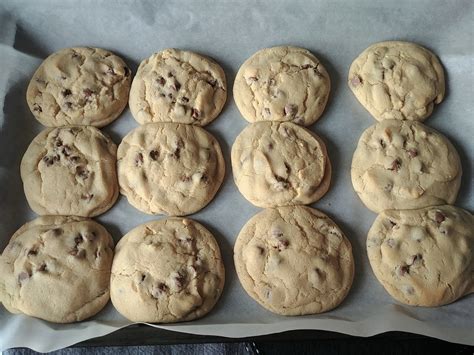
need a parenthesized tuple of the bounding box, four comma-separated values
(0, 0, 473, 351)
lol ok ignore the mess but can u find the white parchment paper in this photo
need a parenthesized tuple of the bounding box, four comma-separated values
(0, 0, 473, 351)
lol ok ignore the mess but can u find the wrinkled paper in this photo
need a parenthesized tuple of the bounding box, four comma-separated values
(0, 0, 473, 351)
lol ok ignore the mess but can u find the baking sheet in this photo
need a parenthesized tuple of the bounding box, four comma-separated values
(0, 0, 473, 351)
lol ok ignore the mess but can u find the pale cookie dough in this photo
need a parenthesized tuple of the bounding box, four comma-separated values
(367, 206, 474, 306)
(234, 206, 354, 315)
(21, 126, 118, 217)
(129, 49, 227, 126)
(0, 216, 114, 323)
(351, 120, 461, 213)
(231, 121, 331, 208)
(117, 123, 225, 216)
(233, 46, 330, 126)
(348, 41, 445, 122)
(110, 218, 225, 323)
(27, 47, 131, 127)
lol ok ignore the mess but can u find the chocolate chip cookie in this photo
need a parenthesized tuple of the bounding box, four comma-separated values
(351, 120, 461, 213)
(21, 126, 118, 217)
(231, 121, 331, 208)
(110, 218, 225, 323)
(233, 46, 330, 126)
(117, 123, 225, 216)
(27, 47, 131, 127)
(348, 41, 445, 121)
(0, 216, 114, 323)
(367, 205, 473, 306)
(129, 49, 227, 126)
(234, 206, 354, 315)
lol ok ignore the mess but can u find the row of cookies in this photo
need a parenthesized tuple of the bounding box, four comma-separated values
(231, 47, 355, 315)
(0, 216, 225, 324)
(348, 41, 473, 306)
(27, 47, 226, 128)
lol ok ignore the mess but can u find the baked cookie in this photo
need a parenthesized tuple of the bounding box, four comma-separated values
(233, 46, 330, 126)
(21, 126, 118, 217)
(351, 120, 461, 213)
(129, 49, 227, 126)
(110, 218, 225, 323)
(348, 41, 445, 122)
(231, 121, 331, 208)
(367, 205, 474, 306)
(234, 206, 354, 315)
(0, 216, 114, 323)
(117, 123, 225, 216)
(27, 47, 131, 127)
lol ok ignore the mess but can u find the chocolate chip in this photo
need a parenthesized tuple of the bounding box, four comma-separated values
(268, 143, 274, 150)
(384, 183, 393, 192)
(379, 139, 386, 148)
(83, 88, 94, 97)
(60, 145, 70, 156)
(33, 103, 42, 113)
(151, 282, 169, 298)
(38, 263, 47, 272)
(200, 174, 209, 184)
(263, 107, 271, 117)
(207, 78, 217, 87)
(314, 267, 326, 281)
(55, 138, 63, 147)
(160, 93, 166, 97)
(53, 154, 60, 162)
(268, 78, 276, 86)
(149, 150, 159, 161)
(75, 166, 89, 179)
(107, 67, 116, 75)
(412, 254, 422, 264)
(85, 231, 97, 241)
(388, 159, 401, 172)
(140, 274, 146, 282)
(64, 102, 73, 109)
(191, 108, 200, 120)
(62, 89, 72, 97)
(398, 265, 410, 276)
(275, 175, 290, 189)
(123, 66, 130, 77)
(167, 93, 173, 99)
(170, 81, 181, 91)
(284, 104, 298, 117)
(435, 211, 446, 224)
(256, 246, 265, 255)
(81, 193, 94, 201)
(276, 239, 289, 251)
(180, 96, 189, 103)
(301, 64, 313, 70)
(351, 75, 362, 87)
(70, 156, 80, 163)
(70, 248, 85, 258)
(407, 149, 418, 158)
(52, 228, 63, 236)
(156, 76, 166, 85)
(167, 72, 173, 78)
(27, 249, 38, 256)
(74, 235, 84, 244)
(71, 51, 79, 58)
(18, 271, 30, 283)
(43, 155, 54, 166)
(174, 271, 187, 288)
(389, 220, 397, 228)
(135, 152, 144, 166)
(284, 162, 291, 173)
